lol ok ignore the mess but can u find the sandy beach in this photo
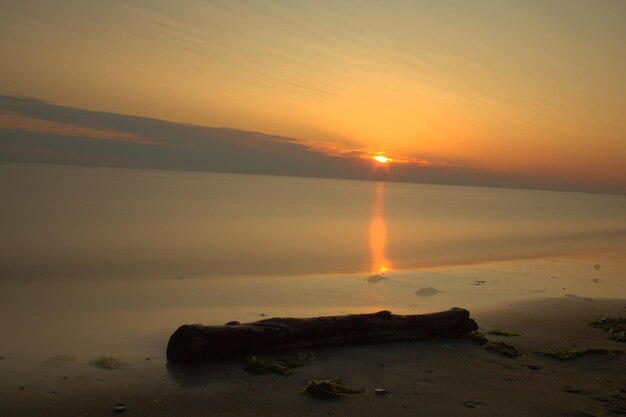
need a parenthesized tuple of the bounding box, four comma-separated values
(1, 296, 623, 417)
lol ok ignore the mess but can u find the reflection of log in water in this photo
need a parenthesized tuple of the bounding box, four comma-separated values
(370, 182, 390, 273)
(166, 308, 478, 363)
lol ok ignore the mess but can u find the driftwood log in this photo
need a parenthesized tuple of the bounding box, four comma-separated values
(167, 308, 478, 363)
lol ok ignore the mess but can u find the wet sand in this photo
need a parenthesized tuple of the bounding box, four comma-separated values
(1, 297, 624, 417)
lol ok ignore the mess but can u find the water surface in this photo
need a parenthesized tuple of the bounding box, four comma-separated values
(0, 162, 624, 361)
(1, 162, 624, 280)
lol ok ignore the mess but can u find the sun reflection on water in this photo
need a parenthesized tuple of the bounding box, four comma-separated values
(369, 182, 391, 273)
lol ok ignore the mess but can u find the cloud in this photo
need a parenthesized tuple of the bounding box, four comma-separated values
(0, 112, 171, 146)
(0, 95, 612, 193)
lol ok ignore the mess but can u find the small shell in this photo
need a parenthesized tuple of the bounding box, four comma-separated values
(373, 388, 388, 396)
(114, 403, 127, 413)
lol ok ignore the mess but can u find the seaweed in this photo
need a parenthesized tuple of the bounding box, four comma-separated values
(534, 348, 623, 360)
(486, 329, 520, 337)
(589, 317, 626, 343)
(468, 331, 488, 345)
(302, 379, 363, 399)
(243, 352, 316, 375)
(91, 355, 126, 370)
(469, 332, 520, 357)
(484, 341, 520, 358)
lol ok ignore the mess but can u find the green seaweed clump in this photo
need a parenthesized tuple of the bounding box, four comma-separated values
(91, 355, 126, 370)
(486, 329, 520, 337)
(243, 352, 316, 375)
(302, 379, 363, 399)
(534, 348, 623, 361)
(484, 341, 520, 358)
(468, 331, 488, 345)
(589, 317, 626, 342)
(468, 332, 520, 357)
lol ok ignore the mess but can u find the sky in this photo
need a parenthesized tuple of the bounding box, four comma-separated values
(1, 0, 625, 193)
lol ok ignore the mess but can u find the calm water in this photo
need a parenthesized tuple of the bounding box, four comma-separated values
(0, 161, 625, 360)
(1, 162, 625, 281)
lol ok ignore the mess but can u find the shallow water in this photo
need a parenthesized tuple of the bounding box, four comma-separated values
(0, 162, 625, 360)
(1, 162, 624, 280)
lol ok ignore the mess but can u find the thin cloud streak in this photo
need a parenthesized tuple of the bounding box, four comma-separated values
(0, 113, 172, 147)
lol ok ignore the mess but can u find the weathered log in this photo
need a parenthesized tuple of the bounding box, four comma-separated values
(166, 308, 478, 363)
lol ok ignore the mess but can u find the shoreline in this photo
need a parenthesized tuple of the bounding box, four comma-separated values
(1, 297, 624, 417)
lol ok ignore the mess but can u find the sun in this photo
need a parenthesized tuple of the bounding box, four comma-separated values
(372, 155, 392, 164)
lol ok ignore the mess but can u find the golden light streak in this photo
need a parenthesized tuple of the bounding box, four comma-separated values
(369, 182, 391, 273)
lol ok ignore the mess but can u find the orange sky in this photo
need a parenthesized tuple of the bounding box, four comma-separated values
(1, 1, 625, 190)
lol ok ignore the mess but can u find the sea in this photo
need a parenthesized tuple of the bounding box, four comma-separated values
(0, 161, 624, 360)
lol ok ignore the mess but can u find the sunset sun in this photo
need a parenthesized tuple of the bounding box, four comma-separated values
(372, 155, 392, 164)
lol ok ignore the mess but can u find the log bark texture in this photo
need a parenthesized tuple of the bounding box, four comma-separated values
(167, 308, 478, 363)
